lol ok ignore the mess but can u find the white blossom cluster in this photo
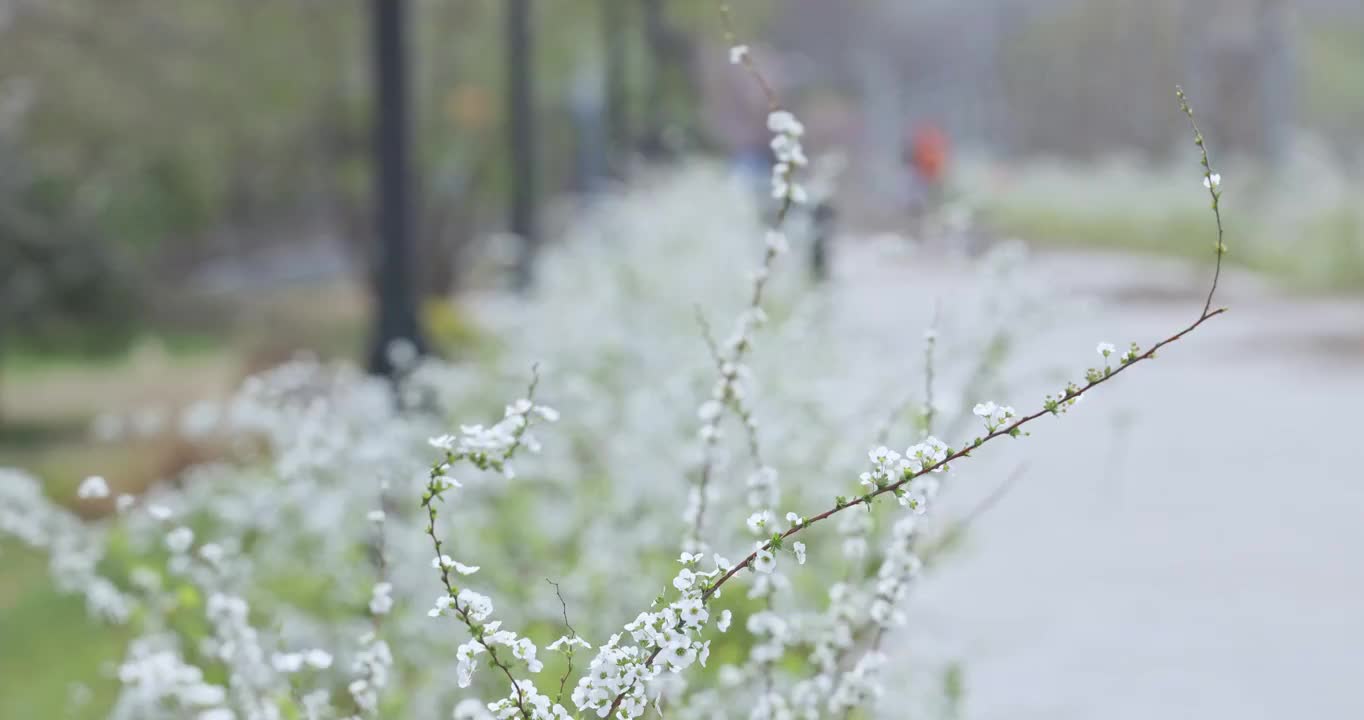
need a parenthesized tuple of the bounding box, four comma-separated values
(570, 553, 729, 718)
(0, 163, 1055, 720)
(0, 30, 1122, 718)
(0, 19, 1240, 720)
(767, 110, 808, 204)
(971, 401, 1017, 433)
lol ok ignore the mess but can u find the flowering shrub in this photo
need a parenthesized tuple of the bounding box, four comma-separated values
(1, 22, 1230, 720)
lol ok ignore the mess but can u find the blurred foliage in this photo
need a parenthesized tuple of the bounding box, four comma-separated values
(1302, 21, 1364, 149)
(0, 157, 141, 353)
(0, 0, 726, 351)
(999, 0, 1186, 158)
(974, 159, 1364, 291)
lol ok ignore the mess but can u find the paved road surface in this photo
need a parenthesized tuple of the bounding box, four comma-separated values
(841, 243, 1364, 719)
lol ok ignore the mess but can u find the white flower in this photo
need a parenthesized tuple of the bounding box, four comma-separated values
(271, 652, 304, 673)
(547, 635, 591, 652)
(746, 510, 772, 535)
(753, 546, 776, 574)
(869, 446, 901, 465)
(116, 494, 135, 512)
(672, 568, 696, 591)
(77, 475, 109, 499)
(728, 44, 749, 65)
(533, 405, 560, 422)
(457, 589, 494, 621)
(369, 582, 393, 615)
(973, 401, 1015, 431)
(304, 649, 332, 669)
(676, 598, 708, 628)
(1203, 172, 1221, 191)
(428, 594, 456, 618)
(165, 527, 194, 554)
(764, 229, 789, 255)
(455, 641, 485, 688)
(432, 474, 461, 490)
(147, 504, 173, 521)
(432, 555, 480, 575)
(366, 510, 385, 523)
(793, 541, 806, 565)
(717, 609, 733, 632)
(199, 543, 223, 564)
(428, 434, 456, 450)
(1096, 342, 1116, 358)
(767, 110, 804, 137)
(663, 642, 698, 671)
(511, 637, 542, 672)
(453, 697, 491, 719)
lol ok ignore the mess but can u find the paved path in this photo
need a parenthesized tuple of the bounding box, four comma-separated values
(841, 243, 1364, 719)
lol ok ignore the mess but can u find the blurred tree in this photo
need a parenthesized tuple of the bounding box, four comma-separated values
(640, 0, 700, 159)
(0, 0, 738, 350)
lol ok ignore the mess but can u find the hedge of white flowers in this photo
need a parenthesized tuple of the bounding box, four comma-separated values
(0, 20, 1229, 720)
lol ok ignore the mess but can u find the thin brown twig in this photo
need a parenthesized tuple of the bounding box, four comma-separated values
(922, 301, 941, 437)
(546, 578, 578, 707)
(702, 306, 1224, 602)
(683, 5, 799, 548)
(610, 23, 1231, 720)
(1177, 85, 1225, 319)
(612, 302, 1227, 715)
(696, 309, 764, 467)
(420, 368, 543, 720)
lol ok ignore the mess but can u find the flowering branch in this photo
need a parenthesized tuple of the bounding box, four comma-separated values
(345, 485, 396, 716)
(702, 303, 1225, 601)
(920, 307, 939, 436)
(683, 6, 807, 552)
(420, 368, 556, 720)
(545, 578, 578, 707)
(1177, 85, 1225, 319)
(691, 88, 1232, 615)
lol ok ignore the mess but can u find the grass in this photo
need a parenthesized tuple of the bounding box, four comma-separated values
(0, 283, 372, 717)
(0, 542, 129, 720)
(965, 156, 1364, 292)
(0, 280, 499, 717)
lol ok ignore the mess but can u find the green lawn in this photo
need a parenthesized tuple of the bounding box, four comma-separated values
(0, 542, 128, 720)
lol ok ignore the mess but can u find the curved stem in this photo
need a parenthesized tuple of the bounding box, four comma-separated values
(703, 306, 1225, 601)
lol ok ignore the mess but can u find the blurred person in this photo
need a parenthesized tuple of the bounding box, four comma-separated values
(903, 121, 950, 214)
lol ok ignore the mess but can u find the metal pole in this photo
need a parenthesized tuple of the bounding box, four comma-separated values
(811, 201, 835, 282)
(507, 0, 539, 292)
(640, 0, 666, 158)
(602, 0, 629, 176)
(367, 0, 427, 376)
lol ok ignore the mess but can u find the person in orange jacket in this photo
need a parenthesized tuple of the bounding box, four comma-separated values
(904, 122, 950, 211)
